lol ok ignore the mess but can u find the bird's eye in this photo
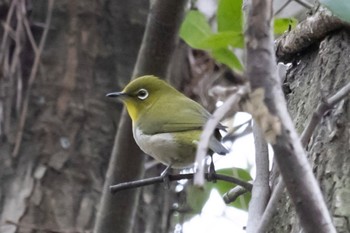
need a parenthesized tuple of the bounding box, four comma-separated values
(137, 89, 149, 100)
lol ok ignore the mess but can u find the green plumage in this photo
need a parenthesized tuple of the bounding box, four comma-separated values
(108, 75, 228, 168)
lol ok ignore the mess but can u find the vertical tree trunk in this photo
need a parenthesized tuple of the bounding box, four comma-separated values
(269, 30, 350, 233)
(94, 1, 188, 232)
(0, 0, 147, 232)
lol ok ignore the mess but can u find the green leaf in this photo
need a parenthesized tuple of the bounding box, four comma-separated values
(274, 18, 298, 35)
(207, 168, 252, 210)
(320, 0, 350, 23)
(217, 0, 243, 32)
(197, 31, 244, 49)
(187, 185, 211, 214)
(180, 10, 213, 48)
(211, 48, 243, 70)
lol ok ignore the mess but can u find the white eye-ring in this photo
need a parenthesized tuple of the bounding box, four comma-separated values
(137, 88, 149, 100)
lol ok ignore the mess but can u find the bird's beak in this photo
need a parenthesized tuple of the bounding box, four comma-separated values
(106, 92, 127, 99)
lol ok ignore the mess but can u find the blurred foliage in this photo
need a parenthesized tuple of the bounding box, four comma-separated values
(207, 168, 252, 210)
(274, 18, 298, 35)
(187, 185, 212, 214)
(180, 0, 297, 71)
(320, 0, 350, 23)
(180, 0, 244, 71)
(186, 168, 252, 214)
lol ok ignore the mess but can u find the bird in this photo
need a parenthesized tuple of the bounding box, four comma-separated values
(106, 75, 228, 175)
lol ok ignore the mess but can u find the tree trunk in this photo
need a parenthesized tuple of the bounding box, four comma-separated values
(0, 0, 147, 232)
(94, 1, 188, 232)
(269, 30, 350, 233)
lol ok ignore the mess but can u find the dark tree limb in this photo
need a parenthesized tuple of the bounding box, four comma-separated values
(94, 1, 188, 233)
(245, 0, 336, 232)
(110, 173, 253, 193)
(276, 11, 345, 63)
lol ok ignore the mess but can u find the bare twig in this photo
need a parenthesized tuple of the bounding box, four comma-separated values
(194, 84, 249, 186)
(274, 0, 313, 18)
(293, 0, 313, 9)
(23, 15, 39, 53)
(0, 0, 17, 64)
(274, 0, 292, 16)
(246, 123, 270, 233)
(223, 186, 249, 204)
(301, 82, 350, 146)
(276, 12, 345, 63)
(255, 178, 285, 233)
(9, 1, 24, 79)
(12, 0, 54, 157)
(245, 0, 335, 232)
(328, 83, 350, 104)
(110, 172, 253, 194)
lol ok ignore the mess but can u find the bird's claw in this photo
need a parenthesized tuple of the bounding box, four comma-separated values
(208, 156, 217, 183)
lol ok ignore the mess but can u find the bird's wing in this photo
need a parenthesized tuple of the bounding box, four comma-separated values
(138, 96, 225, 134)
(161, 105, 209, 132)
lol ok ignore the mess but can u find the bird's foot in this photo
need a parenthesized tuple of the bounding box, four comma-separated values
(207, 156, 217, 183)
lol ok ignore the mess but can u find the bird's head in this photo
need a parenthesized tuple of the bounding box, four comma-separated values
(107, 75, 178, 122)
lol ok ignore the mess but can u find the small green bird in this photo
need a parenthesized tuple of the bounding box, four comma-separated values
(107, 75, 228, 171)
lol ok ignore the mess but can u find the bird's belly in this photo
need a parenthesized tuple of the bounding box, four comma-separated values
(133, 127, 199, 168)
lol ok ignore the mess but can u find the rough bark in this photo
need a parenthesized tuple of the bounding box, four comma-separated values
(245, 0, 335, 232)
(268, 30, 350, 233)
(0, 0, 147, 232)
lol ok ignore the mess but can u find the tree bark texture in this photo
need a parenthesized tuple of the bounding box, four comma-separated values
(0, 0, 147, 232)
(269, 30, 350, 233)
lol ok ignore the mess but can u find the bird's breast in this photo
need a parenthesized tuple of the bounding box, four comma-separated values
(133, 126, 199, 168)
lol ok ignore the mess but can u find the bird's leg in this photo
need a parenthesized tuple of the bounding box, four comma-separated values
(160, 164, 172, 189)
(208, 155, 217, 183)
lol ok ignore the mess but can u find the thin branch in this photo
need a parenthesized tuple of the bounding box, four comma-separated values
(0, 0, 17, 64)
(328, 82, 350, 105)
(194, 84, 249, 186)
(255, 178, 285, 233)
(12, 0, 54, 157)
(293, 0, 313, 9)
(23, 14, 39, 53)
(223, 186, 249, 204)
(246, 123, 270, 233)
(9, 2, 24, 79)
(274, 0, 292, 16)
(301, 82, 350, 146)
(110, 172, 253, 194)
